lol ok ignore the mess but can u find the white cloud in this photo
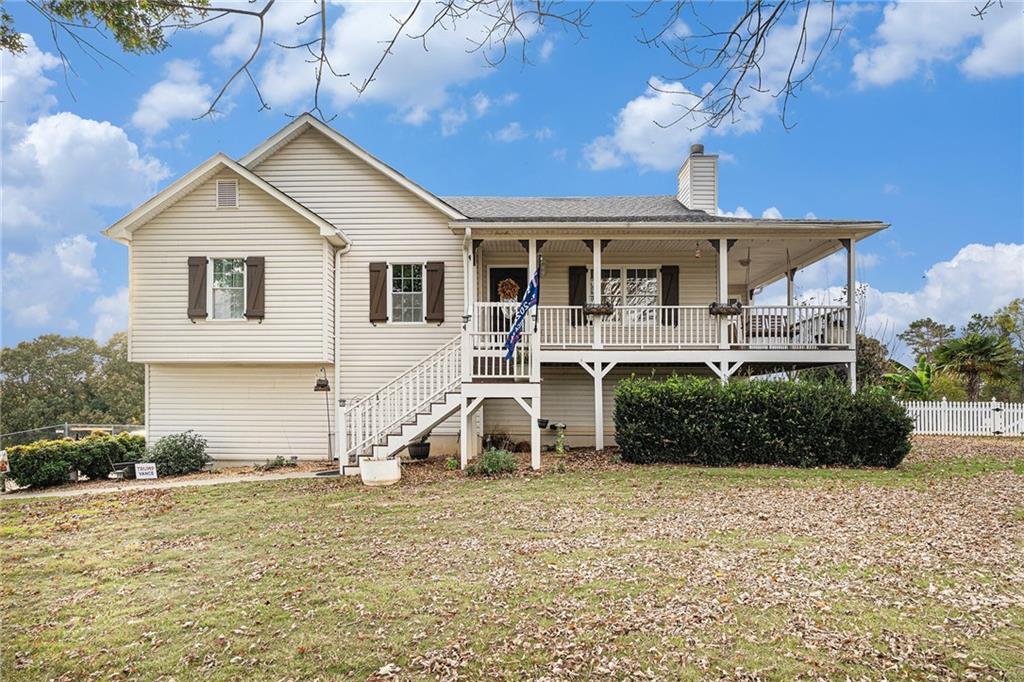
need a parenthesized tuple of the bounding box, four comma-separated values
(534, 127, 553, 141)
(131, 60, 213, 136)
(852, 2, 1023, 87)
(718, 206, 754, 219)
(758, 243, 1024, 360)
(0, 34, 60, 130)
(883, 183, 900, 195)
(761, 207, 783, 220)
(4, 112, 170, 239)
(539, 37, 555, 62)
(585, 4, 842, 172)
(441, 108, 469, 136)
(494, 121, 527, 142)
(472, 92, 492, 117)
(258, 1, 531, 124)
(91, 287, 129, 342)
(2, 235, 99, 328)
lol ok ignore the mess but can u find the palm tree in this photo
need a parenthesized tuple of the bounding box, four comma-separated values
(934, 334, 1015, 400)
(884, 356, 935, 399)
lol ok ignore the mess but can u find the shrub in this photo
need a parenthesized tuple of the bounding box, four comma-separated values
(614, 376, 913, 469)
(7, 432, 146, 488)
(465, 448, 517, 476)
(145, 431, 210, 476)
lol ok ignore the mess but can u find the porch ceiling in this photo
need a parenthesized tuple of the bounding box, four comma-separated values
(477, 238, 845, 291)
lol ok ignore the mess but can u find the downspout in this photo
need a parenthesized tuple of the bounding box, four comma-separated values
(334, 242, 349, 468)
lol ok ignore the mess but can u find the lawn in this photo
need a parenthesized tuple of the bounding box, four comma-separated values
(2, 436, 1023, 680)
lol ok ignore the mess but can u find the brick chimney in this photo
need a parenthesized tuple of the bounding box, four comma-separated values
(677, 143, 718, 215)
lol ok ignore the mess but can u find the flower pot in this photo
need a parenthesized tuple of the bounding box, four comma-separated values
(407, 441, 430, 460)
(536, 418, 550, 429)
(359, 458, 401, 487)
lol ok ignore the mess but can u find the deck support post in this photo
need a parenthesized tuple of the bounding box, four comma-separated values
(580, 361, 616, 450)
(849, 361, 857, 394)
(530, 394, 541, 470)
(459, 395, 484, 469)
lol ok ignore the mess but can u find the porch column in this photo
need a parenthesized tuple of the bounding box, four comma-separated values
(528, 238, 540, 382)
(844, 237, 856, 348)
(593, 361, 604, 450)
(786, 267, 796, 342)
(592, 239, 603, 349)
(461, 239, 473, 382)
(718, 238, 729, 349)
(530, 391, 542, 470)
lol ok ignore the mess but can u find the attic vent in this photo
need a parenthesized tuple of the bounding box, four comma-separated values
(216, 179, 238, 208)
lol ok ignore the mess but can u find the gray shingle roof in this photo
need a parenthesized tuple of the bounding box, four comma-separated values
(441, 195, 730, 222)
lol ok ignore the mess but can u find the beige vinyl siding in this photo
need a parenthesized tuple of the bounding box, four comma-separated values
(483, 365, 695, 447)
(677, 156, 717, 214)
(252, 129, 464, 435)
(147, 364, 333, 462)
(129, 169, 329, 363)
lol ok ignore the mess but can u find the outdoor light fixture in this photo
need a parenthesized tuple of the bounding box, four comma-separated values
(314, 368, 333, 459)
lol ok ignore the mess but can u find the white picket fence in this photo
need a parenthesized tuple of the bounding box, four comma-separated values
(899, 399, 1024, 436)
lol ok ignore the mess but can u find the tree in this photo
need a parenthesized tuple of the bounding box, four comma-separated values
(898, 318, 955, 363)
(933, 333, 1015, 401)
(963, 312, 995, 336)
(884, 356, 935, 400)
(0, 333, 143, 437)
(797, 333, 891, 388)
(1, 1, 1005, 127)
(992, 298, 1024, 399)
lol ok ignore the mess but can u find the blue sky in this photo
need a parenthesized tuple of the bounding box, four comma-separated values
(2, 1, 1022, 353)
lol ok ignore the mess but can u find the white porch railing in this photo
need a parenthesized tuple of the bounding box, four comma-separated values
(901, 399, 1024, 436)
(345, 335, 462, 458)
(732, 305, 849, 348)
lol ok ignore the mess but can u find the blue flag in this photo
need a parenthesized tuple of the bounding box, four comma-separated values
(504, 269, 540, 360)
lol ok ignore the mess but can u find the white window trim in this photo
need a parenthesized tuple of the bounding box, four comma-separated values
(207, 256, 247, 322)
(386, 261, 428, 326)
(586, 265, 661, 305)
(215, 179, 239, 209)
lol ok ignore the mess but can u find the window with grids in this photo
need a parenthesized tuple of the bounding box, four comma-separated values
(390, 263, 424, 323)
(211, 258, 245, 319)
(599, 267, 658, 322)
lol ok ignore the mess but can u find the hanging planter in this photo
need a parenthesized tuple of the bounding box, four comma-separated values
(583, 302, 615, 316)
(709, 301, 743, 316)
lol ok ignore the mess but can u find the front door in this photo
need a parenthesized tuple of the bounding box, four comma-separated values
(488, 267, 528, 334)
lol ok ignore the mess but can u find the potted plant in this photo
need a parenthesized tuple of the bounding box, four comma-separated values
(583, 302, 615, 316)
(709, 301, 743, 316)
(407, 437, 430, 460)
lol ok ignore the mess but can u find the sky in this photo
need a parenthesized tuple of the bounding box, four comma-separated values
(1, 0, 1022, 358)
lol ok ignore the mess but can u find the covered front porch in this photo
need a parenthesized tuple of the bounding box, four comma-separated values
(460, 233, 860, 382)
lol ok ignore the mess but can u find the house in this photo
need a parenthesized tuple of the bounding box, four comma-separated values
(102, 114, 887, 470)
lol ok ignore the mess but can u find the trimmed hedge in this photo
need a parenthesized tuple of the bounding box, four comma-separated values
(7, 432, 146, 488)
(614, 376, 913, 468)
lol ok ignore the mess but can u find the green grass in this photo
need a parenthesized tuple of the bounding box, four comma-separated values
(2, 454, 1022, 680)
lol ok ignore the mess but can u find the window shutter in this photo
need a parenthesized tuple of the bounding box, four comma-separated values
(568, 265, 587, 327)
(661, 265, 679, 326)
(425, 261, 445, 323)
(369, 262, 388, 323)
(187, 256, 208, 320)
(245, 256, 265, 320)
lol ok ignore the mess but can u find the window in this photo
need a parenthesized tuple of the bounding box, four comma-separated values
(211, 258, 245, 319)
(390, 263, 424, 323)
(593, 266, 659, 322)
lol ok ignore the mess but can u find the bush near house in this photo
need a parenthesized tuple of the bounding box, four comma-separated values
(144, 431, 210, 476)
(6, 433, 146, 489)
(465, 448, 517, 476)
(614, 377, 913, 469)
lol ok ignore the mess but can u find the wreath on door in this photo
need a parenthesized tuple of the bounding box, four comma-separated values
(497, 277, 521, 319)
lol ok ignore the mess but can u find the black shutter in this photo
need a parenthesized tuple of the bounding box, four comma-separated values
(569, 265, 587, 327)
(425, 261, 445, 323)
(245, 256, 265, 320)
(187, 256, 207, 320)
(661, 265, 679, 326)
(369, 262, 388, 323)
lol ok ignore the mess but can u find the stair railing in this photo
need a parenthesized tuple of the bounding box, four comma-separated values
(344, 334, 462, 459)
